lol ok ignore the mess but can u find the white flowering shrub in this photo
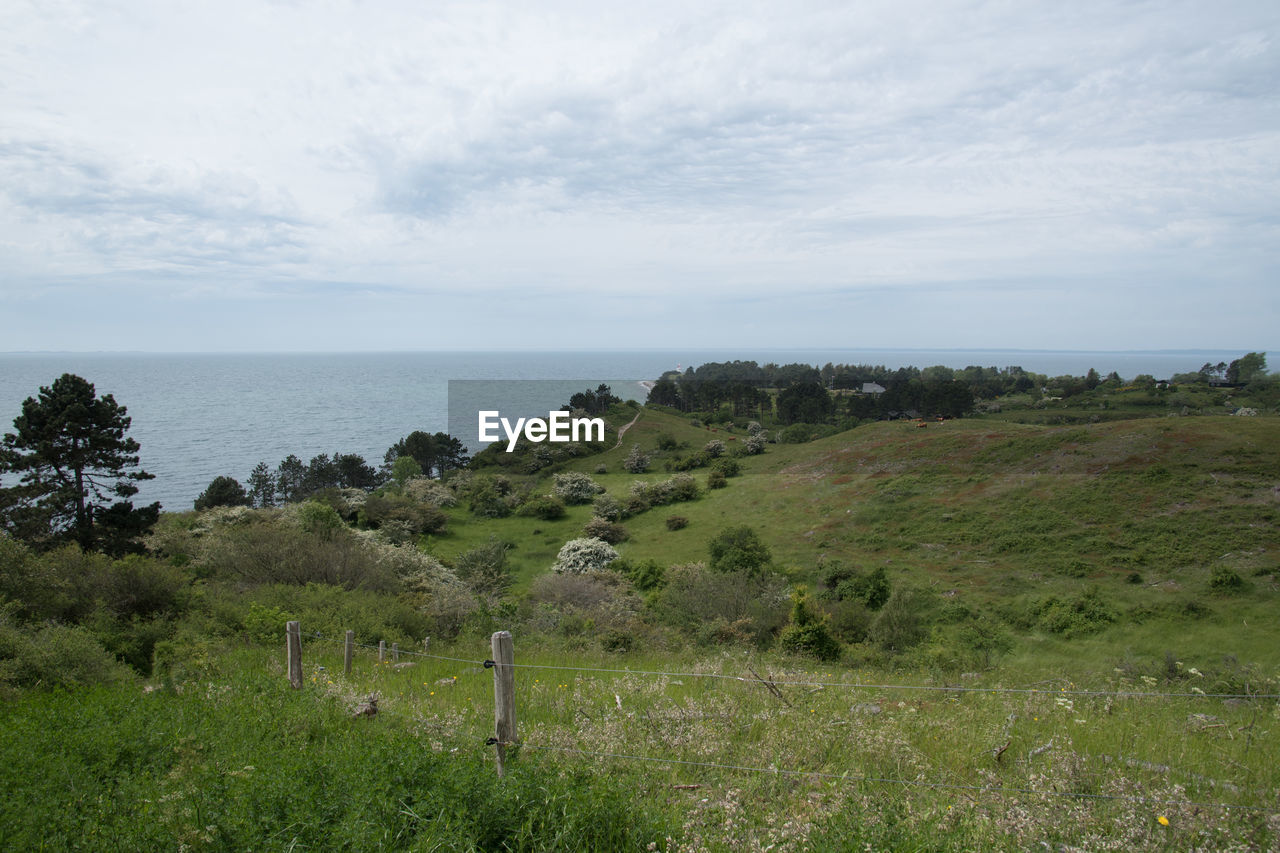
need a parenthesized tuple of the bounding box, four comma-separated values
(552, 537, 619, 574)
(743, 433, 768, 455)
(552, 472, 605, 504)
(403, 477, 458, 507)
(623, 443, 650, 474)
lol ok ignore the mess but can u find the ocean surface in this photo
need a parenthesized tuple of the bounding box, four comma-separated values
(0, 348, 1247, 511)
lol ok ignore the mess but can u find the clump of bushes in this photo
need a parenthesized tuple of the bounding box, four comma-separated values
(665, 515, 688, 531)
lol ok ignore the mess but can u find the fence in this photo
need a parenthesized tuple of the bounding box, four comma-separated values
(283, 623, 1279, 814)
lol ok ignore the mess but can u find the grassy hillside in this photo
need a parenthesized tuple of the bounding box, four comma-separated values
(3, 407, 1278, 850)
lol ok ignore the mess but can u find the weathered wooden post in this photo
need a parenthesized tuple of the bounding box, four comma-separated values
(392, 642, 400, 663)
(490, 630, 517, 777)
(424, 637, 430, 653)
(378, 640, 386, 663)
(344, 630, 354, 676)
(286, 621, 303, 689)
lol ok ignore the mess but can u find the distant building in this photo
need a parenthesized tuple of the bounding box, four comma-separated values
(861, 382, 886, 395)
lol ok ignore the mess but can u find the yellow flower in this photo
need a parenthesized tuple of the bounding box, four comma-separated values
(1157, 815, 1169, 826)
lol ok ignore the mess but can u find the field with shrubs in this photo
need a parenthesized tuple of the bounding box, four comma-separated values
(2, 404, 1278, 850)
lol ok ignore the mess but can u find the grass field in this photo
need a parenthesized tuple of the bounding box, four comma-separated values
(4, 407, 1278, 849)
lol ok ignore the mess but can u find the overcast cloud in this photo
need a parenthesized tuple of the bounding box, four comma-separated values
(1, 0, 1277, 351)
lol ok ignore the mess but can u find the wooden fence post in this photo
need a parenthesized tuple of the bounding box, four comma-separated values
(286, 621, 303, 689)
(344, 630, 354, 676)
(378, 640, 386, 663)
(491, 630, 517, 777)
(392, 642, 399, 663)
(424, 637, 430, 653)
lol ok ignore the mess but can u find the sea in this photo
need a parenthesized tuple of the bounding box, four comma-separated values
(0, 348, 1250, 511)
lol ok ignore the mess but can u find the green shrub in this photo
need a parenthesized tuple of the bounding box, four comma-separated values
(1209, 566, 1245, 592)
(870, 586, 931, 652)
(666, 515, 688, 531)
(707, 525, 772, 575)
(778, 589, 842, 661)
(706, 469, 727, 489)
(0, 615, 133, 693)
(518, 495, 567, 521)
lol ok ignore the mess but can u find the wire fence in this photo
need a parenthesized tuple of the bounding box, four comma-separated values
(294, 629, 1278, 814)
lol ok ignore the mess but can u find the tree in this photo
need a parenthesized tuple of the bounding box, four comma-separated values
(385, 431, 471, 479)
(247, 461, 276, 507)
(0, 373, 159, 555)
(194, 475, 251, 511)
(1226, 352, 1267, 385)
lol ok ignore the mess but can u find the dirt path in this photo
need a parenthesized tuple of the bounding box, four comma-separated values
(614, 408, 643, 448)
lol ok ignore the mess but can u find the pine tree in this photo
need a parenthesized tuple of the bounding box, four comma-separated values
(0, 373, 159, 554)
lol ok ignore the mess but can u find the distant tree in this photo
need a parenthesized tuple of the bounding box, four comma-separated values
(275, 455, 307, 504)
(776, 381, 835, 425)
(567, 384, 621, 416)
(1226, 352, 1267, 385)
(335, 453, 382, 490)
(0, 373, 159, 555)
(385, 431, 471, 479)
(194, 475, 251, 511)
(391, 455, 423, 485)
(1084, 368, 1101, 390)
(247, 461, 276, 507)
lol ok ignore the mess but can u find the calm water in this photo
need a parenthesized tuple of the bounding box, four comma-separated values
(0, 348, 1245, 510)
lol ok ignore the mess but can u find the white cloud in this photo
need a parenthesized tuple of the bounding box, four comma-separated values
(1, 0, 1277, 349)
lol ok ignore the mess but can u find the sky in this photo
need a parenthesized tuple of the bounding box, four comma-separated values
(1, 0, 1277, 353)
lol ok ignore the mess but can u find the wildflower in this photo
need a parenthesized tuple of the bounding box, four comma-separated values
(1157, 815, 1169, 826)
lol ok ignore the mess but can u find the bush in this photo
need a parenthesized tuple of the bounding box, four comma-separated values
(706, 470, 727, 489)
(551, 538, 619, 575)
(778, 589, 842, 661)
(703, 439, 726, 458)
(870, 586, 931, 652)
(655, 563, 789, 647)
(462, 476, 517, 518)
(1209, 566, 1245, 592)
(552, 472, 605, 505)
(655, 433, 679, 451)
(623, 444, 650, 474)
(665, 515, 688, 531)
(454, 538, 513, 598)
(402, 477, 457, 507)
(711, 457, 741, 477)
(359, 494, 447, 539)
(0, 616, 133, 693)
(582, 517, 628, 545)
(610, 557, 665, 591)
(707, 525, 772, 575)
(592, 493, 623, 521)
(518, 495, 567, 521)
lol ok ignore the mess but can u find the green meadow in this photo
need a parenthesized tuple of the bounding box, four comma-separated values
(3, 383, 1278, 850)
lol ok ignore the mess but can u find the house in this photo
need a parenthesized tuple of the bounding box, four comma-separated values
(861, 382, 886, 395)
